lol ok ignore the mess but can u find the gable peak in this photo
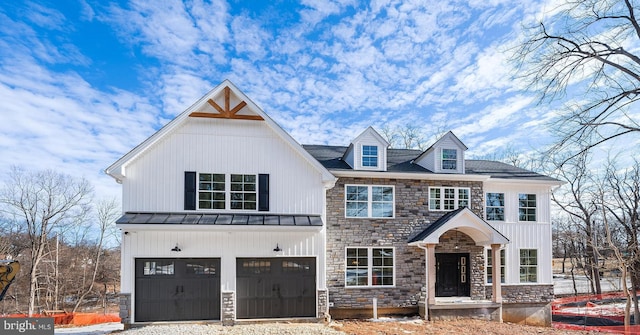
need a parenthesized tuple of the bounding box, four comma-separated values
(189, 85, 264, 121)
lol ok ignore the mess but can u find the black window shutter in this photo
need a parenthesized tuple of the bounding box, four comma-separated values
(184, 171, 196, 210)
(258, 174, 269, 211)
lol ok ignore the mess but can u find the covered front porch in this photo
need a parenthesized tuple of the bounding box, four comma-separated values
(408, 207, 509, 321)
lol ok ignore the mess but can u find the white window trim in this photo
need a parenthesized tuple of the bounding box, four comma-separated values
(428, 186, 470, 211)
(344, 246, 396, 288)
(441, 148, 458, 171)
(519, 249, 538, 283)
(345, 184, 395, 218)
(485, 192, 505, 221)
(518, 193, 537, 222)
(197, 172, 258, 211)
(359, 144, 380, 170)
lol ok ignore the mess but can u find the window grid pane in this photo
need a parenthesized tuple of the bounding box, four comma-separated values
(362, 145, 378, 167)
(486, 193, 505, 221)
(346, 247, 394, 287)
(442, 149, 457, 170)
(518, 194, 536, 221)
(429, 187, 470, 211)
(346, 185, 394, 218)
(371, 248, 393, 286)
(346, 248, 369, 286)
(230, 174, 257, 210)
(519, 249, 537, 283)
(198, 173, 225, 209)
(371, 186, 393, 218)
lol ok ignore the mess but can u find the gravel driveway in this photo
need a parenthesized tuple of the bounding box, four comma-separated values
(116, 323, 346, 335)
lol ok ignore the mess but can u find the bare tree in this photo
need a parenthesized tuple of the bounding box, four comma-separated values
(0, 167, 93, 316)
(515, 0, 640, 164)
(72, 198, 119, 312)
(550, 151, 603, 294)
(470, 146, 544, 171)
(601, 158, 640, 324)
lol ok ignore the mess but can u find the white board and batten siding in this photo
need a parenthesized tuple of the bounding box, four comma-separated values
(484, 182, 554, 284)
(120, 229, 325, 292)
(121, 118, 326, 214)
(118, 116, 330, 316)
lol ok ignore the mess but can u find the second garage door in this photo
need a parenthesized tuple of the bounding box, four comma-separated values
(236, 257, 316, 319)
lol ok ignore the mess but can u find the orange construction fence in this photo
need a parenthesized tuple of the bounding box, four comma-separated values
(4, 312, 120, 325)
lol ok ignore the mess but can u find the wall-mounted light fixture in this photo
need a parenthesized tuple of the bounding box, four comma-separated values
(454, 229, 460, 250)
(171, 244, 181, 252)
(273, 243, 282, 252)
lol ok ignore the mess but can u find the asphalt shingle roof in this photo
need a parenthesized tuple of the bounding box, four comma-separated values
(302, 144, 559, 181)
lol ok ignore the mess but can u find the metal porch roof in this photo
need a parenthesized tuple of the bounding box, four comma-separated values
(116, 212, 323, 226)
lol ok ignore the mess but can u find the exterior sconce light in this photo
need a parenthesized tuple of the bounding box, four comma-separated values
(171, 244, 181, 252)
(454, 229, 460, 250)
(273, 244, 282, 252)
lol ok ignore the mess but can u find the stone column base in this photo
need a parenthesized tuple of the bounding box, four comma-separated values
(119, 293, 131, 325)
(222, 291, 235, 326)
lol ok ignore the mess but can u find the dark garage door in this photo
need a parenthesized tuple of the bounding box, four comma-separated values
(135, 258, 220, 322)
(236, 257, 316, 319)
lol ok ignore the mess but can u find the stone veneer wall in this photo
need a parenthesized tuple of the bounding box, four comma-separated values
(318, 289, 329, 320)
(222, 291, 235, 326)
(326, 177, 484, 311)
(484, 284, 554, 303)
(119, 293, 131, 326)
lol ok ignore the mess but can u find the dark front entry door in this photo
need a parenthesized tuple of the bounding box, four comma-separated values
(435, 253, 470, 297)
(236, 257, 316, 319)
(135, 258, 221, 322)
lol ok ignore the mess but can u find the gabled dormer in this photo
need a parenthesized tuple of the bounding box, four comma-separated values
(342, 127, 389, 171)
(414, 131, 467, 174)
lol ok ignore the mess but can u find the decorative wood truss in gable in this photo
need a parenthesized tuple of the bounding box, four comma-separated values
(189, 86, 264, 121)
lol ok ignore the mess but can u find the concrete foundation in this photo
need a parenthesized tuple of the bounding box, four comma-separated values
(502, 302, 552, 327)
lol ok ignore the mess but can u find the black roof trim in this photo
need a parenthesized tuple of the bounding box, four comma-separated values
(116, 212, 323, 226)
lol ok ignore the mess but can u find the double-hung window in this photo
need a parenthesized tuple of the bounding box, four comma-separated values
(362, 145, 378, 167)
(345, 185, 394, 218)
(486, 249, 505, 283)
(429, 187, 469, 211)
(345, 247, 394, 287)
(198, 173, 257, 210)
(519, 249, 538, 283)
(518, 194, 536, 221)
(442, 148, 457, 170)
(486, 193, 505, 221)
(230, 174, 257, 210)
(198, 173, 226, 209)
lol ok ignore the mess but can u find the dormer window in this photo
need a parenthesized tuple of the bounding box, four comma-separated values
(442, 149, 457, 170)
(362, 145, 378, 167)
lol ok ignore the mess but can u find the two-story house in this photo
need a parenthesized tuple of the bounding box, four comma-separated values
(106, 80, 561, 327)
(305, 127, 561, 326)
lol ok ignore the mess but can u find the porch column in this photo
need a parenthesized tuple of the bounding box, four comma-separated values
(426, 243, 436, 305)
(491, 244, 502, 303)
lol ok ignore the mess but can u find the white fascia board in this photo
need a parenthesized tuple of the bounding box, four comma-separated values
(105, 79, 337, 186)
(117, 223, 323, 233)
(485, 178, 565, 186)
(330, 170, 490, 182)
(104, 82, 230, 181)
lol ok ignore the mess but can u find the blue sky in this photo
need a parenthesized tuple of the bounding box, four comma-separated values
(1, 0, 567, 200)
